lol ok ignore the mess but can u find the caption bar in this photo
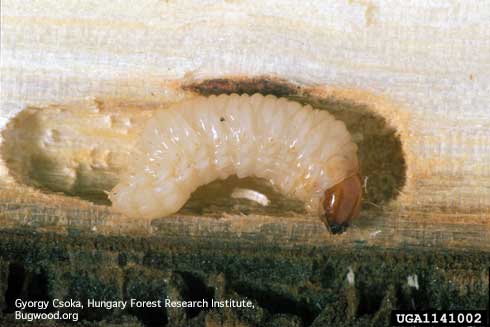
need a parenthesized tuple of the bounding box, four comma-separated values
(391, 310, 488, 326)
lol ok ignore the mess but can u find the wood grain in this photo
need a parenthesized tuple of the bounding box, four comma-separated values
(0, 1, 489, 249)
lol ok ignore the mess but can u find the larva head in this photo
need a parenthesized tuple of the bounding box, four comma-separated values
(322, 174, 362, 234)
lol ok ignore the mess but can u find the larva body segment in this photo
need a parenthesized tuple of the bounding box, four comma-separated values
(109, 93, 359, 220)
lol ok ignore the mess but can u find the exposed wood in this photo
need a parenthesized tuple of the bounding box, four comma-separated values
(1, 184, 489, 251)
(0, 1, 489, 250)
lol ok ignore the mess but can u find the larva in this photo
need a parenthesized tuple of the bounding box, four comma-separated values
(109, 93, 362, 231)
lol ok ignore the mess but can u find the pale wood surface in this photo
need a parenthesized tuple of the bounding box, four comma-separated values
(0, 1, 489, 248)
(1, 185, 489, 251)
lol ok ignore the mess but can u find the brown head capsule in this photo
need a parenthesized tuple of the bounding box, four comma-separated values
(110, 94, 360, 220)
(322, 174, 362, 234)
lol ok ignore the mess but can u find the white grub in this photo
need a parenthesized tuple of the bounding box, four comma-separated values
(109, 93, 359, 219)
(231, 188, 270, 206)
(407, 274, 419, 290)
(347, 267, 355, 286)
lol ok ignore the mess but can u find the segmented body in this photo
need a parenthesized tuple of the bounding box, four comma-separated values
(109, 93, 359, 220)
